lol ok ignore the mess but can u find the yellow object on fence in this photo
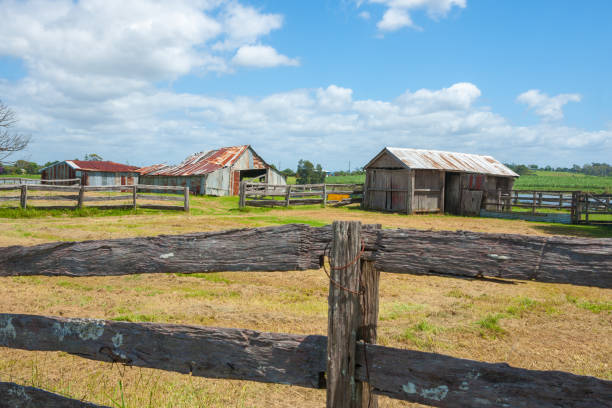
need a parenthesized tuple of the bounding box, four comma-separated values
(328, 194, 349, 201)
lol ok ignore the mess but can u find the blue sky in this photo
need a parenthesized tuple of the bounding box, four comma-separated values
(0, 0, 610, 170)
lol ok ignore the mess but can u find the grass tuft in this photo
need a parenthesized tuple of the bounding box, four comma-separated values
(477, 313, 506, 338)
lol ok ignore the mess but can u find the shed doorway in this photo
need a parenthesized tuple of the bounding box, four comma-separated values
(231, 169, 268, 195)
(444, 172, 461, 215)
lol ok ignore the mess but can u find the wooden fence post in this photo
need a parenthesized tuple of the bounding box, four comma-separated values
(284, 185, 291, 207)
(239, 182, 246, 208)
(132, 185, 137, 209)
(327, 221, 362, 408)
(323, 184, 327, 207)
(358, 224, 380, 408)
(20, 185, 27, 209)
(184, 187, 190, 212)
(532, 191, 537, 214)
(78, 186, 84, 209)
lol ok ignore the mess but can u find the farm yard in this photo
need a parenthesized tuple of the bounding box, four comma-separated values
(0, 195, 610, 407)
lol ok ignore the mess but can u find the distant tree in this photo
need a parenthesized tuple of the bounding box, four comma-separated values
(281, 168, 296, 178)
(14, 159, 39, 174)
(0, 100, 30, 165)
(84, 153, 103, 161)
(43, 160, 60, 168)
(296, 159, 325, 184)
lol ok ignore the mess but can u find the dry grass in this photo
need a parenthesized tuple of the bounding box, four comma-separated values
(0, 196, 610, 407)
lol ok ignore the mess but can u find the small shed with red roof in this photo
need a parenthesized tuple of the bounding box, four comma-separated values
(41, 160, 140, 186)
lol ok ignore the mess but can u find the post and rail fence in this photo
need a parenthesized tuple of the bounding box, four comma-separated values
(482, 189, 612, 225)
(239, 182, 364, 208)
(0, 222, 611, 407)
(0, 184, 189, 212)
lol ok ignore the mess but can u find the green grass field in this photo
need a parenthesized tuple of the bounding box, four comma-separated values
(0, 173, 41, 179)
(514, 171, 612, 193)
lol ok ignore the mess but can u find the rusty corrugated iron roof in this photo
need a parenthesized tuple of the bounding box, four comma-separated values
(368, 147, 519, 177)
(67, 160, 139, 173)
(143, 145, 265, 176)
(136, 163, 169, 175)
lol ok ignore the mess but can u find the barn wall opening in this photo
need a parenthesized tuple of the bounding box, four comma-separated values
(444, 172, 461, 215)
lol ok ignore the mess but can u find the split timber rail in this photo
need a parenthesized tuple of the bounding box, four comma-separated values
(0, 177, 81, 185)
(239, 182, 364, 208)
(0, 184, 189, 212)
(1, 223, 611, 407)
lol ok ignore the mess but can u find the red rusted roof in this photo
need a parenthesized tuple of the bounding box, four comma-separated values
(67, 160, 139, 173)
(136, 163, 169, 175)
(143, 145, 266, 176)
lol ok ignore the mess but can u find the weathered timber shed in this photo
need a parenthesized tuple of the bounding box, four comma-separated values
(363, 147, 518, 215)
(139, 145, 286, 196)
(41, 160, 140, 186)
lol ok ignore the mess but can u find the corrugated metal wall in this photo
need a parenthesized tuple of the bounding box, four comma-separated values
(41, 163, 75, 181)
(84, 172, 138, 186)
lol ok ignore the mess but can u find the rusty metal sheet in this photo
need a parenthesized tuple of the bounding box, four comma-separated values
(144, 145, 267, 177)
(379, 148, 518, 177)
(137, 164, 169, 175)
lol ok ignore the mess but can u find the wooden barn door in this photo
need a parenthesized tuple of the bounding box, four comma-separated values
(232, 171, 240, 196)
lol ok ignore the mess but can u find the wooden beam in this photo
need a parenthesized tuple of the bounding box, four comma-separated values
(326, 221, 362, 407)
(0, 314, 327, 389)
(1, 314, 610, 407)
(0, 381, 108, 407)
(0, 224, 319, 277)
(0, 224, 610, 288)
(357, 224, 381, 408)
(355, 343, 612, 408)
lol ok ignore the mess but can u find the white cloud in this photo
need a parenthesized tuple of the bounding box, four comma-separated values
(0, 0, 294, 99)
(2, 77, 609, 169)
(517, 90, 581, 121)
(232, 45, 299, 68)
(363, 0, 466, 31)
(359, 11, 371, 20)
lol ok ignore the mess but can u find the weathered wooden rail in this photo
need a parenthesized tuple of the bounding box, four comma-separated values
(1, 313, 610, 407)
(0, 184, 189, 211)
(239, 182, 363, 208)
(1, 222, 611, 407)
(483, 190, 612, 225)
(0, 177, 81, 186)
(1, 224, 610, 287)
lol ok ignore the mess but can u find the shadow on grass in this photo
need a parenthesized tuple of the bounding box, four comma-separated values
(532, 224, 612, 238)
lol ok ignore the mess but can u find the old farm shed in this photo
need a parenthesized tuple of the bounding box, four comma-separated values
(139, 145, 286, 196)
(40, 160, 140, 186)
(363, 147, 518, 215)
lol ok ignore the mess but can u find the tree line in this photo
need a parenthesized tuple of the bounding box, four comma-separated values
(504, 162, 612, 177)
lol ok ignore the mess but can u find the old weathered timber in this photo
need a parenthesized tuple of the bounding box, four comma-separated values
(19, 185, 27, 208)
(357, 224, 381, 408)
(373, 228, 612, 288)
(354, 343, 612, 408)
(1, 314, 610, 407)
(183, 187, 190, 212)
(0, 224, 319, 277)
(0, 314, 326, 389)
(327, 221, 362, 408)
(0, 224, 610, 287)
(0, 381, 108, 408)
(136, 194, 183, 202)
